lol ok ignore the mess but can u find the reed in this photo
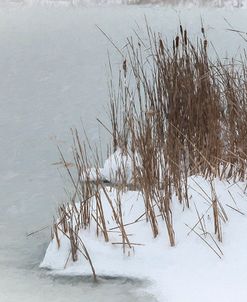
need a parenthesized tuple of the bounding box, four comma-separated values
(50, 25, 247, 278)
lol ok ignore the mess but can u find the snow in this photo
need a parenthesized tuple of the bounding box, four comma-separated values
(101, 148, 133, 183)
(41, 152, 247, 302)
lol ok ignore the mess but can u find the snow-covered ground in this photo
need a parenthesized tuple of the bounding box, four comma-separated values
(41, 172, 247, 302)
(1, 3, 247, 302)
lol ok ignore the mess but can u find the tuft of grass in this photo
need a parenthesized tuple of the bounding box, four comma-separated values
(50, 25, 247, 279)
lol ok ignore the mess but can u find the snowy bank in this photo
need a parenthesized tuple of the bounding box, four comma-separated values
(41, 169, 247, 301)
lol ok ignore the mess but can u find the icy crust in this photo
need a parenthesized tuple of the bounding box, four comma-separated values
(41, 175, 247, 301)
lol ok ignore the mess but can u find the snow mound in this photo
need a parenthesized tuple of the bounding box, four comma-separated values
(41, 175, 247, 302)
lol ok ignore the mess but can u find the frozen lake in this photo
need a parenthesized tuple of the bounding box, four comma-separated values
(1, 3, 247, 301)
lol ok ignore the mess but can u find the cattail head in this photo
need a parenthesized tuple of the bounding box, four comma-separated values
(180, 24, 183, 37)
(159, 39, 164, 55)
(175, 36, 179, 49)
(184, 30, 187, 46)
(123, 59, 127, 76)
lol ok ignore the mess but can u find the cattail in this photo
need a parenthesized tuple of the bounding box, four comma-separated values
(123, 59, 127, 76)
(159, 39, 164, 55)
(175, 36, 179, 48)
(180, 24, 183, 37)
(184, 30, 187, 46)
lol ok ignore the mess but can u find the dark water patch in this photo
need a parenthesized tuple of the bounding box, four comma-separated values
(42, 271, 149, 287)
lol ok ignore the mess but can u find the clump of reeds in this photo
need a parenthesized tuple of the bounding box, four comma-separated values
(51, 25, 247, 278)
(106, 24, 247, 243)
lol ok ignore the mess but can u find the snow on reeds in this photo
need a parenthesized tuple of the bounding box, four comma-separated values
(43, 27, 247, 280)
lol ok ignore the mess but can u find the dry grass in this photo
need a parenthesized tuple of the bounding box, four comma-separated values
(51, 26, 247, 279)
